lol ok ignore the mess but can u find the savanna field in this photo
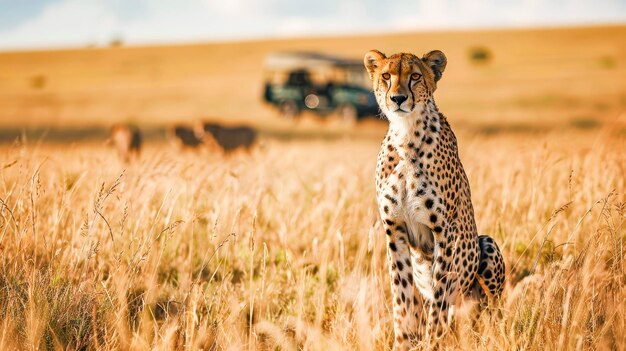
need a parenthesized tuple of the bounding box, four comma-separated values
(0, 128, 624, 350)
(0, 25, 625, 350)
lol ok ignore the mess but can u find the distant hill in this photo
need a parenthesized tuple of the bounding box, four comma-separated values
(0, 25, 624, 130)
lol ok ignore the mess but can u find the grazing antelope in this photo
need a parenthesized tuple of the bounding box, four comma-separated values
(197, 122, 257, 152)
(110, 124, 142, 162)
(169, 125, 204, 148)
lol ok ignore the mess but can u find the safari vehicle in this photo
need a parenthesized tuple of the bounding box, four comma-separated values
(262, 52, 379, 122)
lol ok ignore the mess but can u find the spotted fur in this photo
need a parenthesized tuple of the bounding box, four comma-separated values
(364, 50, 505, 349)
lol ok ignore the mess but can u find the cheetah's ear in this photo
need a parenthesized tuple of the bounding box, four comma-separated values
(364, 50, 386, 80)
(422, 50, 447, 82)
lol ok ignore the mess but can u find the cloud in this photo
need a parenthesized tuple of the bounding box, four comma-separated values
(0, 0, 122, 48)
(0, 0, 624, 50)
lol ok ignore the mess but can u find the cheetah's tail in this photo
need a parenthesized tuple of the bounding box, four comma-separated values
(471, 235, 505, 304)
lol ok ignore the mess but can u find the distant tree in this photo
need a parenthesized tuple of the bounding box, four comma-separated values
(30, 74, 47, 90)
(109, 36, 124, 48)
(599, 56, 616, 69)
(468, 46, 492, 64)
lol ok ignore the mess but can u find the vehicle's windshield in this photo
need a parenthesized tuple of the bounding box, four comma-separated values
(286, 70, 312, 86)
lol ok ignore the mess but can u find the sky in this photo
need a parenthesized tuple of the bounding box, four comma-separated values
(0, 0, 625, 50)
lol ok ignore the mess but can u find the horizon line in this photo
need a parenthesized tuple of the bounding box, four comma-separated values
(0, 21, 624, 54)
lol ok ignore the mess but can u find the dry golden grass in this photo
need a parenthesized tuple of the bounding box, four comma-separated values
(0, 126, 624, 350)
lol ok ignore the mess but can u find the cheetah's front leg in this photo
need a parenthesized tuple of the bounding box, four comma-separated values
(381, 218, 419, 350)
(425, 226, 459, 344)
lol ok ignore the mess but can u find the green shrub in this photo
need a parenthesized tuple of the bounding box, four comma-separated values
(468, 46, 493, 64)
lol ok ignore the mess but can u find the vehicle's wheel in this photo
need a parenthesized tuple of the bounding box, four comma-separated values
(338, 104, 358, 125)
(279, 100, 299, 119)
(304, 94, 320, 109)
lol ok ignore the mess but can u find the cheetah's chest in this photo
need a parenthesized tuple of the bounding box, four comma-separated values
(377, 151, 437, 258)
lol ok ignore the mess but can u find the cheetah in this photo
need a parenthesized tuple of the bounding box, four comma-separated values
(364, 50, 505, 349)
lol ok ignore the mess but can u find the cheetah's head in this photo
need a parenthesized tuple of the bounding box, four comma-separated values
(364, 50, 446, 123)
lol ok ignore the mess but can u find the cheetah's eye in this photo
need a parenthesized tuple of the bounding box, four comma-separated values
(411, 73, 422, 81)
(381, 73, 390, 80)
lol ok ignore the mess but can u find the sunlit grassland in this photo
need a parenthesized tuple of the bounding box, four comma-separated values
(0, 128, 624, 350)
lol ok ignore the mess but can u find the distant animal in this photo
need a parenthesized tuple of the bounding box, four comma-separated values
(110, 124, 141, 162)
(169, 125, 204, 148)
(364, 49, 505, 349)
(197, 122, 257, 152)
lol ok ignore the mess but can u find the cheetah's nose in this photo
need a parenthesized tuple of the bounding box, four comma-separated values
(390, 95, 408, 106)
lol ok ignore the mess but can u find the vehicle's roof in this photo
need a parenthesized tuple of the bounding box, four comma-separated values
(264, 51, 363, 70)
